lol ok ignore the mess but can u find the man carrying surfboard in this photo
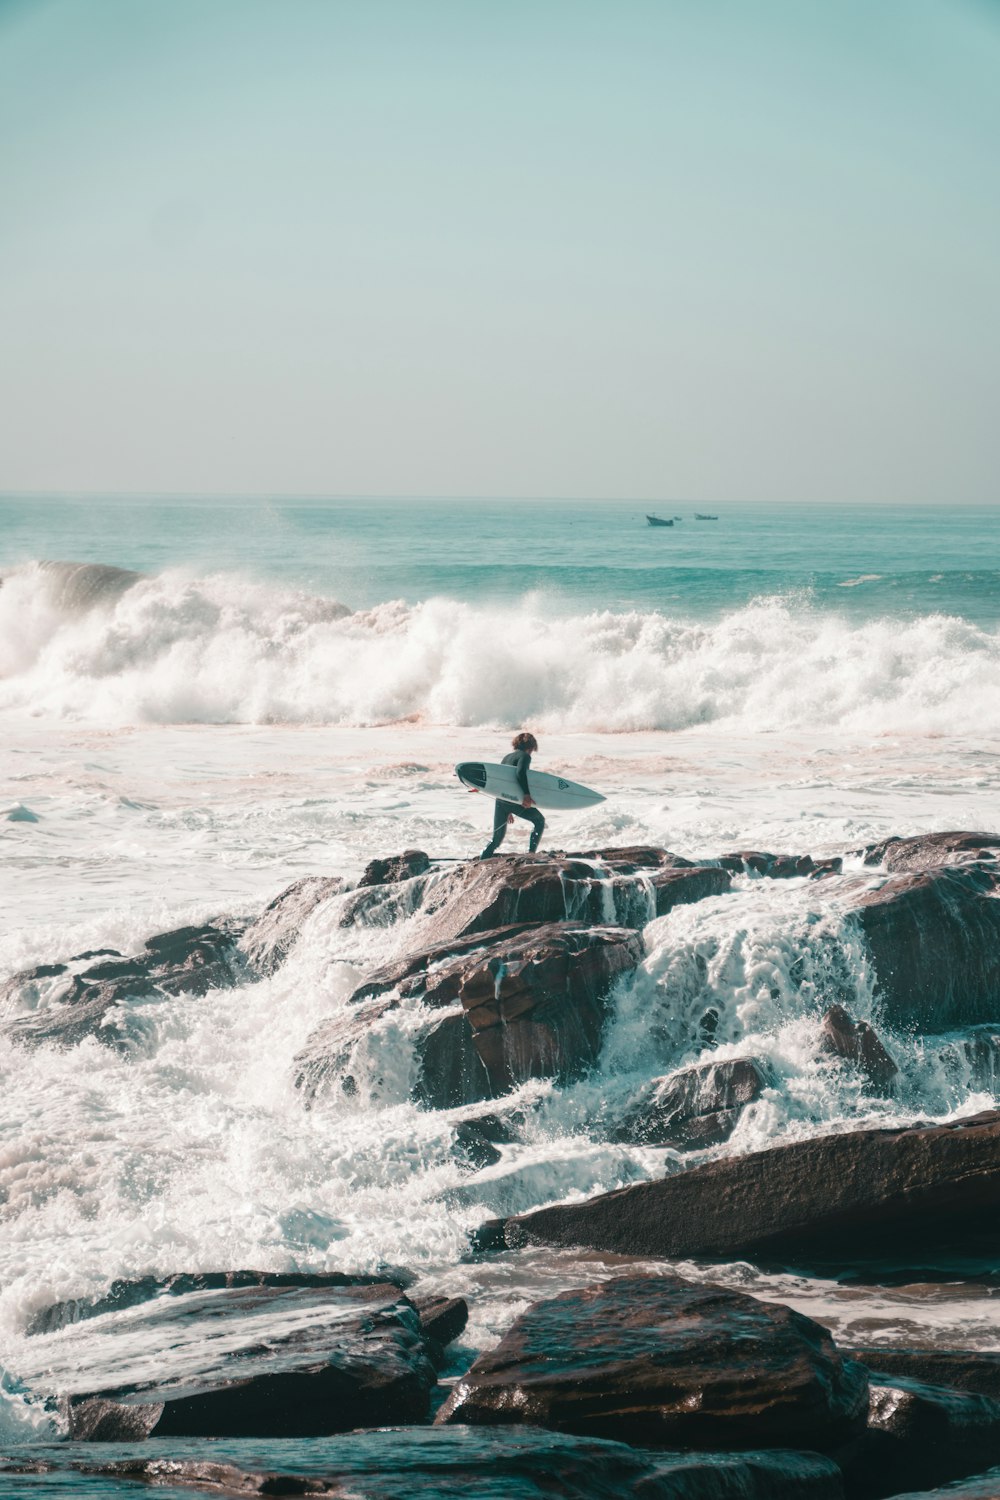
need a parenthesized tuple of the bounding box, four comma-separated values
(480, 732, 545, 858)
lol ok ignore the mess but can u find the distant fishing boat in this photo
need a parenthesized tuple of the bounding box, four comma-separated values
(694, 512, 719, 520)
(646, 514, 674, 527)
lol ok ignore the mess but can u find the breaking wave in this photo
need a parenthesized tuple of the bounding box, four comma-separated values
(2, 559, 999, 733)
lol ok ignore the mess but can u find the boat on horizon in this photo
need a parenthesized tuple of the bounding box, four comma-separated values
(646, 514, 674, 527)
(694, 512, 719, 520)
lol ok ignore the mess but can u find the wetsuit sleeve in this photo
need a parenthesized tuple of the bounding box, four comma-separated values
(513, 751, 531, 798)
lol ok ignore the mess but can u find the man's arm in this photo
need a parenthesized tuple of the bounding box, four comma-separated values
(513, 751, 534, 806)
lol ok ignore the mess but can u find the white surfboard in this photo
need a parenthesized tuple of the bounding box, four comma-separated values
(455, 761, 605, 810)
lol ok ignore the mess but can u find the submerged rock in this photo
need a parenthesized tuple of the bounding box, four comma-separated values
(295, 922, 643, 1109)
(502, 1111, 1000, 1268)
(0, 1428, 846, 1499)
(2, 924, 245, 1052)
(19, 1280, 436, 1439)
(609, 1056, 776, 1147)
(437, 1273, 869, 1453)
(819, 1005, 898, 1093)
(851, 864, 1000, 1030)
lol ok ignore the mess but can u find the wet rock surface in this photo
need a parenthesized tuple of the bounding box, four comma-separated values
(861, 830, 1000, 873)
(0, 1430, 847, 1499)
(1, 924, 245, 1051)
(358, 849, 432, 887)
(842, 1374, 1000, 1500)
(819, 1005, 899, 1093)
(851, 865, 1000, 1029)
(239, 875, 345, 975)
(609, 1056, 776, 1146)
(437, 1273, 869, 1453)
(719, 850, 844, 878)
(296, 922, 643, 1109)
(502, 1112, 1000, 1266)
(847, 1348, 1000, 1401)
(19, 1281, 436, 1440)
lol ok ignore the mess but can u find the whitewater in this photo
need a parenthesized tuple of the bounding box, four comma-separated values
(2, 497, 1000, 1447)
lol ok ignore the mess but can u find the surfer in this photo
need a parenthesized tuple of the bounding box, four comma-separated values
(480, 731, 546, 858)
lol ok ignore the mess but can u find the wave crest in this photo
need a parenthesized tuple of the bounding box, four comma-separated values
(1, 559, 998, 733)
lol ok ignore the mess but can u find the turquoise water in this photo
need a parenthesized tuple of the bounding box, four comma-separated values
(3, 496, 999, 621)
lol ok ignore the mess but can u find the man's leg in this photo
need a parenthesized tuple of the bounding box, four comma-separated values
(480, 800, 513, 859)
(527, 807, 546, 852)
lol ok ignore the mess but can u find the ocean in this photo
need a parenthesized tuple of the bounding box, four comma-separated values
(1, 495, 999, 1463)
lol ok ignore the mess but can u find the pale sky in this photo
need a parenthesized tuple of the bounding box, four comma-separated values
(1, 0, 999, 502)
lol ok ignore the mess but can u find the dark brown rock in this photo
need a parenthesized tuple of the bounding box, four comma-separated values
(452, 1122, 502, 1170)
(840, 1374, 1000, 1500)
(610, 1057, 776, 1147)
(359, 849, 431, 887)
(408, 854, 728, 946)
(847, 1348, 1000, 1401)
(239, 875, 344, 975)
(2, 924, 244, 1052)
(437, 1274, 869, 1452)
(861, 831, 1000, 873)
(0, 1430, 846, 1500)
(851, 865, 1000, 1029)
(720, 851, 843, 879)
(412, 1295, 469, 1350)
(819, 1006, 898, 1093)
(296, 923, 644, 1109)
(17, 1281, 437, 1439)
(502, 1112, 1000, 1268)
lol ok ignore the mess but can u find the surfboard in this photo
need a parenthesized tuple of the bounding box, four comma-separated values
(455, 761, 605, 810)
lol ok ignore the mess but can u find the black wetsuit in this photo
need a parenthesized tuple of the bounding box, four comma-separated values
(481, 750, 545, 857)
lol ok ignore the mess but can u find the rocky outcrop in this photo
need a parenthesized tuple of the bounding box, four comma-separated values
(17, 1279, 436, 1439)
(850, 864, 1000, 1030)
(720, 850, 843, 879)
(239, 875, 344, 975)
(819, 1006, 898, 1093)
(2, 924, 245, 1051)
(847, 1348, 1000, 1402)
(407, 854, 729, 947)
(861, 831, 1000, 873)
(0, 1429, 847, 1499)
(359, 849, 432, 887)
(412, 1295, 469, 1360)
(295, 923, 643, 1110)
(883, 1469, 1000, 1499)
(500, 1112, 1000, 1267)
(437, 1274, 868, 1452)
(609, 1057, 776, 1147)
(842, 1374, 1000, 1500)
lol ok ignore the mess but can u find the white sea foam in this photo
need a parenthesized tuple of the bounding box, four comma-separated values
(2, 559, 999, 734)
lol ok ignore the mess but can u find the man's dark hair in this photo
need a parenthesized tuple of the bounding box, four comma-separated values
(512, 731, 538, 752)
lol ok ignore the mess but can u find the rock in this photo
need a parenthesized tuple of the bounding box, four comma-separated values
(720, 850, 843, 879)
(452, 1122, 503, 1170)
(0, 1429, 847, 1500)
(455, 1107, 527, 1144)
(26, 1268, 411, 1336)
(408, 854, 729, 946)
(412, 1295, 469, 1351)
(575, 845, 696, 872)
(359, 849, 431, 887)
(819, 1006, 898, 1093)
(296, 923, 644, 1110)
(437, 1274, 869, 1453)
(840, 1374, 1000, 1500)
(851, 865, 1000, 1029)
(2, 923, 244, 1052)
(847, 1348, 1000, 1401)
(502, 1112, 1000, 1268)
(239, 875, 344, 975)
(881, 1468, 1000, 1499)
(16, 1280, 436, 1439)
(861, 831, 1000, 873)
(610, 1057, 776, 1147)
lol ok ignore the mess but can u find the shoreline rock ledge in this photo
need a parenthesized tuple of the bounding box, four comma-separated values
(492, 1110, 1000, 1266)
